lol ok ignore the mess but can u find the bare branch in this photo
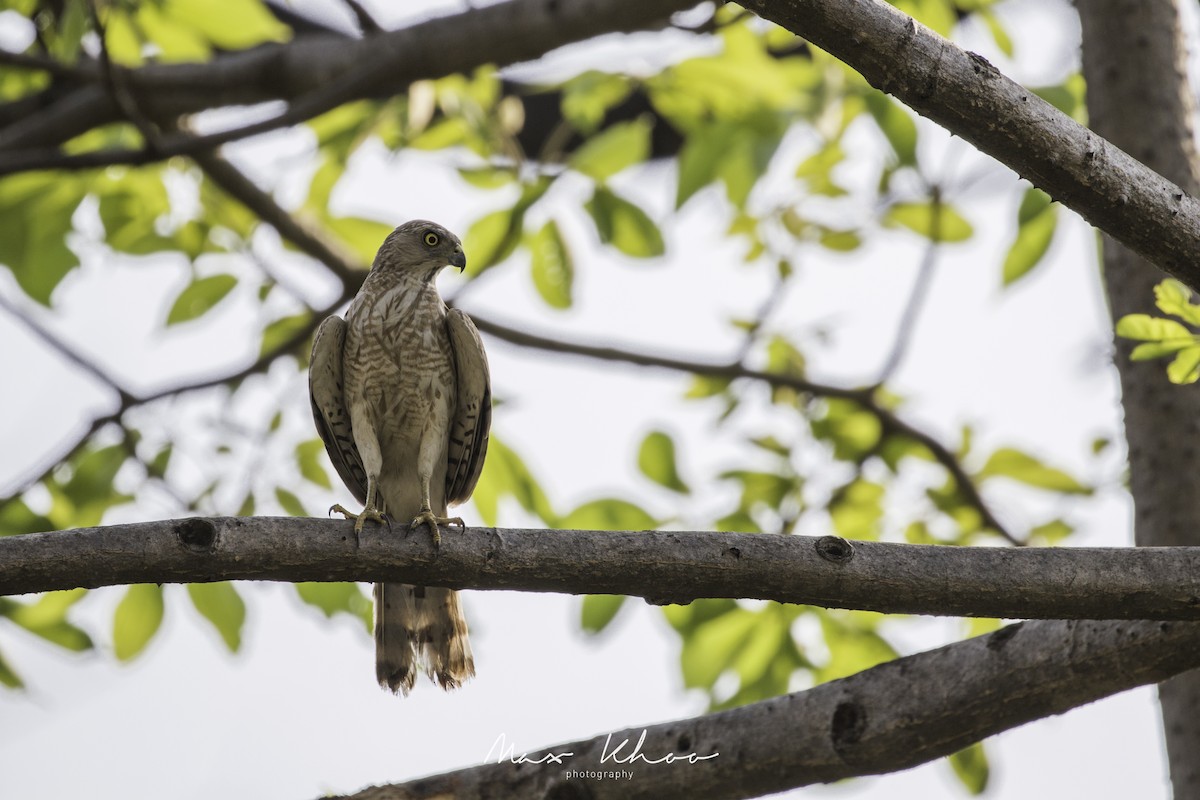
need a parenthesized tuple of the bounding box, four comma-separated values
(2, 517, 1198, 619)
(0, 0, 694, 156)
(190, 148, 366, 286)
(0, 48, 96, 80)
(341, 617, 1200, 799)
(468, 314, 1021, 544)
(0, 291, 136, 406)
(873, 188, 945, 385)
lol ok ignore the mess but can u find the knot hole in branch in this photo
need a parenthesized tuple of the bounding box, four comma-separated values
(831, 700, 867, 754)
(175, 518, 217, 553)
(815, 536, 854, 563)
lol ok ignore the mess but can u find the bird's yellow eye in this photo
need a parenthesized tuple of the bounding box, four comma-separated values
(423, 231, 440, 247)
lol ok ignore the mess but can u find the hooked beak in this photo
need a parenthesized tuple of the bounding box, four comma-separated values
(449, 247, 466, 271)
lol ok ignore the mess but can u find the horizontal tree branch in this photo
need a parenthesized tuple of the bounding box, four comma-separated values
(339, 616, 1200, 799)
(3, 517, 1200, 620)
(0, 0, 693, 158)
(743, 0, 1200, 287)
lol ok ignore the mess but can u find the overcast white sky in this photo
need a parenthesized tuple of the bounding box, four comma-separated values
(0, 0, 1182, 797)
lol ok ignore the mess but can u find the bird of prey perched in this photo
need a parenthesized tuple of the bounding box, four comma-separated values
(308, 220, 491, 694)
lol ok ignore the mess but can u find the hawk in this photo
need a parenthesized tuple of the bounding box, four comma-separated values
(308, 220, 490, 694)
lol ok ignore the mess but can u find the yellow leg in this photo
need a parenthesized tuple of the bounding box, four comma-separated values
(330, 476, 388, 534)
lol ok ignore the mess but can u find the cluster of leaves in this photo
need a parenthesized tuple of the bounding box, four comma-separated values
(1115, 279, 1200, 384)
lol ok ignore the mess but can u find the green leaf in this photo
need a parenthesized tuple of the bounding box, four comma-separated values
(581, 595, 626, 634)
(949, 742, 990, 795)
(470, 437, 556, 526)
(187, 582, 245, 652)
(978, 448, 1091, 494)
(1030, 519, 1074, 545)
(1130, 340, 1195, 361)
(830, 480, 885, 540)
(462, 179, 551, 276)
(681, 608, 758, 689)
(1115, 314, 1193, 342)
(0, 172, 85, 305)
(464, 209, 524, 274)
(818, 228, 862, 252)
(864, 93, 918, 166)
(112, 584, 164, 662)
(296, 439, 332, 490)
(560, 498, 656, 531)
(166, 274, 237, 326)
(732, 606, 789, 686)
(259, 313, 312, 358)
(326, 216, 394, 266)
(884, 201, 973, 242)
(795, 141, 847, 197)
(0, 497, 52, 536)
(561, 71, 633, 133)
(978, 8, 1014, 57)
(3, 590, 93, 651)
(1167, 346, 1200, 384)
(1017, 187, 1053, 224)
(133, 4, 210, 63)
(1154, 279, 1200, 326)
(458, 166, 517, 189)
(275, 487, 307, 517)
(0, 649, 23, 689)
(675, 115, 787, 209)
(295, 582, 371, 633)
(97, 169, 172, 254)
(529, 220, 574, 309)
(586, 186, 665, 257)
(568, 118, 652, 181)
(815, 610, 898, 681)
(304, 156, 342, 213)
(1002, 190, 1058, 286)
(637, 430, 690, 493)
(162, 0, 290, 50)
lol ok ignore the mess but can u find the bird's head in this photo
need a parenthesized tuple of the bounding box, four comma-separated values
(373, 220, 467, 278)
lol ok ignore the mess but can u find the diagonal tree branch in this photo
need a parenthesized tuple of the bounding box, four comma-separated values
(740, 0, 1200, 287)
(2, 518, 1199, 620)
(339, 616, 1200, 799)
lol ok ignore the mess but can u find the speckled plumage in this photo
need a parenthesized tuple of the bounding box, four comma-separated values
(309, 220, 490, 694)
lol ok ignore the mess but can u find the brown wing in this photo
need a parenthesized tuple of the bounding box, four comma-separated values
(444, 308, 492, 506)
(309, 314, 368, 506)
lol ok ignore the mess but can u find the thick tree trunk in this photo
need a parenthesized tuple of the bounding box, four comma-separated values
(1076, 0, 1200, 795)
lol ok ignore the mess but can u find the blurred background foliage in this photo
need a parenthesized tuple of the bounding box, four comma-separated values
(0, 0, 1107, 791)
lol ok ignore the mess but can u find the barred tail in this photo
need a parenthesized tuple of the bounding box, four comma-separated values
(375, 582, 475, 694)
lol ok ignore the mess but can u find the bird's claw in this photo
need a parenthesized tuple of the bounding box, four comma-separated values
(410, 509, 464, 547)
(330, 503, 389, 537)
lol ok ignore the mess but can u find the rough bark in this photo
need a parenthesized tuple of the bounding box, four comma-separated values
(340, 618, 1200, 799)
(4, 518, 1200, 621)
(1076, 0, 1200, 795)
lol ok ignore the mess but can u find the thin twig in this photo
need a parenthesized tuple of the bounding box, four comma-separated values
(342, 0, 384, 34)
(85, 0, 163, 151)
(875, 237, 940, 384)
(0, 48, 95, 80)
(0, 291, 137, 405)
